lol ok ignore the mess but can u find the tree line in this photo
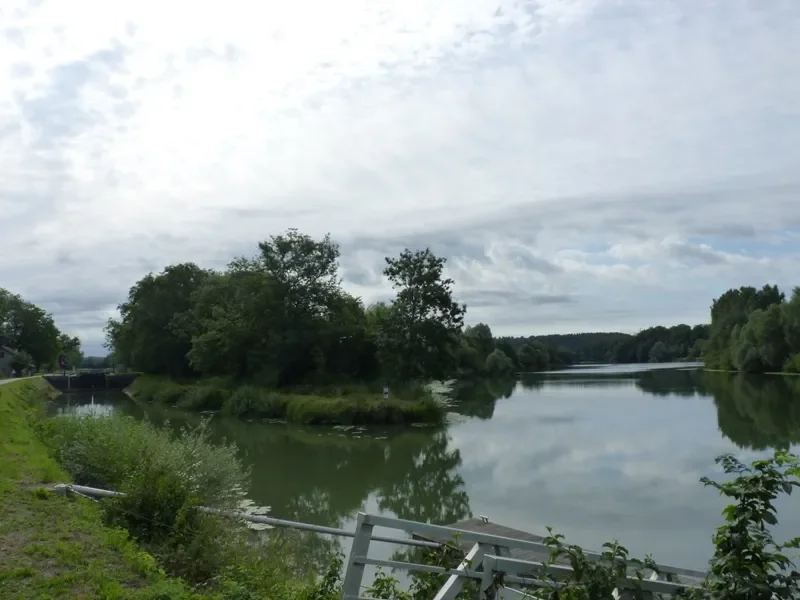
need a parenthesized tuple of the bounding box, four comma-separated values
(704, 284, 800, 374)
(0, 288, 83, 371)
(105, 229, 579, 386)
(499, 324, 709, 365)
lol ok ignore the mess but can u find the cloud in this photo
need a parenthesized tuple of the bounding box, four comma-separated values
(1, 0, 800, 353)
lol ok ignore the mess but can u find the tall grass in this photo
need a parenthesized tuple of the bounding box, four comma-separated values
(42, 413, 340, 597)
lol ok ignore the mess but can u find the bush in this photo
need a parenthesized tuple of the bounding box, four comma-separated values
(137, 376, 445, 425)
(485, 349, 515, 375)
(784, 353, 800, 374)
(224, 385, 288, 419)
(177, 383, 230, 411)
(128, 375, 190, 404)
(283, 394, 442, 425)
(45, 414, 248, 510)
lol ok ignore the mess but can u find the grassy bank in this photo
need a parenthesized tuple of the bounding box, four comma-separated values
(0, 378, 202, 599)
(127, 375, 445, 425)
(1, 378, 341, 599)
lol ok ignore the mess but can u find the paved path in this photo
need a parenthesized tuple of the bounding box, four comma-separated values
(0, 376, 42, 386)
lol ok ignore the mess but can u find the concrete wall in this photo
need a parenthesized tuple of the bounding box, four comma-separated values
(43, 373, 138, 392)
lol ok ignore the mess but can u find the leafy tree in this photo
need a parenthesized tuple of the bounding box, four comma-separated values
(484, 348, 515, 375)
(648, 341, 668, 362)
(463, 323, 494, 358)
(0, 288, 62, 368)
(105, 263, 212, 376)
(495, 340, 518, 365)
(378, 249, 466, 381)
(517, 342, 549, 371)
(705, 284, 785, 370)
(58, 333, 84, 368)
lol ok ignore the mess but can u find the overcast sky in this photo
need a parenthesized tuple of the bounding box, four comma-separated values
(2, 0, 799, 355)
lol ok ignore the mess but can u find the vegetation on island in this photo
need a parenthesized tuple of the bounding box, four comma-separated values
(6, 378, 799, 599)
(0, 288, 85, 371)
(704, 284, 800, 374)
(103, 229, 572, 422)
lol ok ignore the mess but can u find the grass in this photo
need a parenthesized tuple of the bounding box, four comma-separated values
(1, 378, 343, 599)
(0, 378, 202, 599)
(127, 376, 445, 425)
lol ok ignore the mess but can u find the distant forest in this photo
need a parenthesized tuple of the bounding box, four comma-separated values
(498, 324, 709, 364)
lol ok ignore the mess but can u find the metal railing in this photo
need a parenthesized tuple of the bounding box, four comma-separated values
(341, 512, 707, 600)
(50, 484, 708, 600)
(50, 484, 439, 550)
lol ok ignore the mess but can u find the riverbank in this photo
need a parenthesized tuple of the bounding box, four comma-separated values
(2, 378, 344, 599)
(126, 375, 445, 425)
(0, 378, 200, 599)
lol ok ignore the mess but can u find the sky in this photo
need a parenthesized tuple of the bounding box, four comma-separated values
(1, 0, 800, 355)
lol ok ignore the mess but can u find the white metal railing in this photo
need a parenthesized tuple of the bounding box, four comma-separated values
(50, 485, 708, 600)
(341, 512, 707, 600)
(50, 484, 439, 549)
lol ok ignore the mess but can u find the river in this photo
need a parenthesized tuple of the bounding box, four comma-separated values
(51, 364, 800, 575)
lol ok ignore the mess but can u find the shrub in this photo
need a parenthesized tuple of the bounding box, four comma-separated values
(485, 349, 515, 375)
(784, 353, 800, 374)
(223, 385, 288, 418)
(177, 383, 231, 411)
(46, 414, 248, 510)
(128, 376, 190, 404)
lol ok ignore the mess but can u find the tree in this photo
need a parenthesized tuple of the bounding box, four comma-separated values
(648, 341, 668, 363)
(378, 249, 466, 381)
(58, 333, 83, 368)
(463, 323, 494, 358)
(105, 263, 212, 376)
(485, 348, 515, 375)
(0, 288, 61, 369)
(517, 343, 549, 371)
(495, 341, 518, 366)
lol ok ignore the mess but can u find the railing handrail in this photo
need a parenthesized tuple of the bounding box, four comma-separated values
(341, 512, 707, 600)
(356, 513, 707, 580)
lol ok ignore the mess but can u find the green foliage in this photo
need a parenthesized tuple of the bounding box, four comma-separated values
(784, 353, 800, 373)
(0, 288, 72, 369)
(58, 333, 84, 369)
(485, 348, 515, 375)
(610, 323, 708, 364)
(42, 412, 348, 595)
(129, 375, 445, 425)
(45, 414, 248, 511)
(705, 284, 800, 373)
(176, 382, 231, 411)
(694, 451, 800, 600)
(501, 326, 709, 365)
(501, 332, 630, 362)
(105, 263, 212, 377)
(378, 249, 466, 381)
(106, 229, 477, 396)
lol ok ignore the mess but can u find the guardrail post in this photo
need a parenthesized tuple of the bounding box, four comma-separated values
(433, 542, 485, 600)
(342, 513, 373, 599)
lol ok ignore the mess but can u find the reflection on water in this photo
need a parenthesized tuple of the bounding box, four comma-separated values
(52, 365, 800, 573)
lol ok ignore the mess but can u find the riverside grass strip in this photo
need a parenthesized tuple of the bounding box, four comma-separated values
(0, 378, 200, 600)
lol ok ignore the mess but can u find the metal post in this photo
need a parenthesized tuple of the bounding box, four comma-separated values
(433, 542, 485, 600)
(342, 513, 374, 599)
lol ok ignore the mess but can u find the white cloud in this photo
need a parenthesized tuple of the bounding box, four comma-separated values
(1, 0, 800, 352)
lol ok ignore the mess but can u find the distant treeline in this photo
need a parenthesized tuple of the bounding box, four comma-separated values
(499, 324, 709, 365)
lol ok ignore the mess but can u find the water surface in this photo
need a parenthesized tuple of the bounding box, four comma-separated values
(54, 365, 800, 573)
